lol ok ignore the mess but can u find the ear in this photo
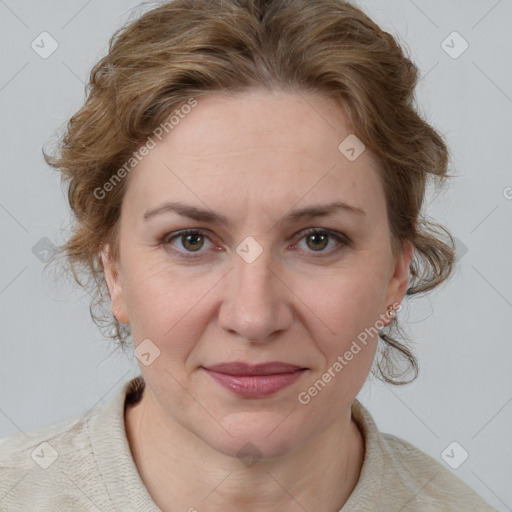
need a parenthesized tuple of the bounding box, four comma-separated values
(383, 239, 413, 324)
(101, 244, 129, 324)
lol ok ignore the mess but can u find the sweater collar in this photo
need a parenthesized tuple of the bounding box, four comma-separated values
(89, 375, 384, 511)
(89, 375, 162, 511)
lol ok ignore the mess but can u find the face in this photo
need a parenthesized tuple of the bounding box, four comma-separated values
(102, 89, 412, 459)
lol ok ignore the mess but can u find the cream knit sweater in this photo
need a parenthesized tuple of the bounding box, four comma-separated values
(0, 376, 497, 511)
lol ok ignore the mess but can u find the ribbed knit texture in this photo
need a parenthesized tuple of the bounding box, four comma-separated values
(0, 376, 496, 511)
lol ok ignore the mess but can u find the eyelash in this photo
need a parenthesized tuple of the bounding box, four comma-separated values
(161, 228, 350, 260)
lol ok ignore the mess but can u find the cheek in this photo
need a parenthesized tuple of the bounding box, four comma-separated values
(122, 242, 390, 361)
(307, 267, 388, 347)
(122, 258, 219, 354)
(293, 284, 380, 433)
(295, 275, 383, 408)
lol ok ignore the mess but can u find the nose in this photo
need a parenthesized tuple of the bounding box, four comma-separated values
(218, 241, 293, 343)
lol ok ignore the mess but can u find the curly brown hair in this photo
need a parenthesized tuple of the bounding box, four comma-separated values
(43, 0, 455, 385)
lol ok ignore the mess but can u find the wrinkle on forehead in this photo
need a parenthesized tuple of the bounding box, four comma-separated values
(123, 90, 385, 231)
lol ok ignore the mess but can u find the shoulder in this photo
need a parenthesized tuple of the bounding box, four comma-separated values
(346, 399, 498, 512)
(381, 432, 496, 511)
(0, 376, 151, 512)
(0, 401, 112, 511)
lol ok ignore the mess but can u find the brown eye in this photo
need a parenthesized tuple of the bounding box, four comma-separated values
(305, 232, 329, 251)
(294, 228, 349, 256)
(181, 232, 204, 252)
(163, 229, 214, 259)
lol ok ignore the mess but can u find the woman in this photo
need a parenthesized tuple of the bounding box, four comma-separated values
(0, 0, 498, 510)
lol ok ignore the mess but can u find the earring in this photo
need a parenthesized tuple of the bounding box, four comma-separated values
(114, 306, 119, 320)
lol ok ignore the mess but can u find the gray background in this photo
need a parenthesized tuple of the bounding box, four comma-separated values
(0, 0, 511, 509)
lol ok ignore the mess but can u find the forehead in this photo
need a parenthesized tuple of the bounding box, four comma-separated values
(122, 89, 385, 222)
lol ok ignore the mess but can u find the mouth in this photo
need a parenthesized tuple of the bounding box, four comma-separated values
(201, 361, 308, 398)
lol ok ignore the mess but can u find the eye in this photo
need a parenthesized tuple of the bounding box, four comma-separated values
(161, 227, 350, 260)
(162, 229, 215, 259)
(291, 228, 349, 256)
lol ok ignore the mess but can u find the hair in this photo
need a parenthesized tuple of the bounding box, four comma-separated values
(43, 0, 455, 385)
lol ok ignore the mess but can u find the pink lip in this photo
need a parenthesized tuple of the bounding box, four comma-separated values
(202, 362, 307, 398)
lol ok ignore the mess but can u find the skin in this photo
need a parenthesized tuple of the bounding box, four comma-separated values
(101, 89, 413, 512)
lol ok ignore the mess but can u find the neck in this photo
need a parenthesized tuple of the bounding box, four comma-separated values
(125, 386, 364, 512)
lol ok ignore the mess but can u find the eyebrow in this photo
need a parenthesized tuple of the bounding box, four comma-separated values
(143, 200, 366, 226)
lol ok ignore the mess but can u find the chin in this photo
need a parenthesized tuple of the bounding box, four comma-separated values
(196, 413, 306, 463)
(210, 434, 300, 464)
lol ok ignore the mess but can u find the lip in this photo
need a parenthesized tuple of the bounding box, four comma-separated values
(202, 361, 308, 398)
(204, 361, 305, 376)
